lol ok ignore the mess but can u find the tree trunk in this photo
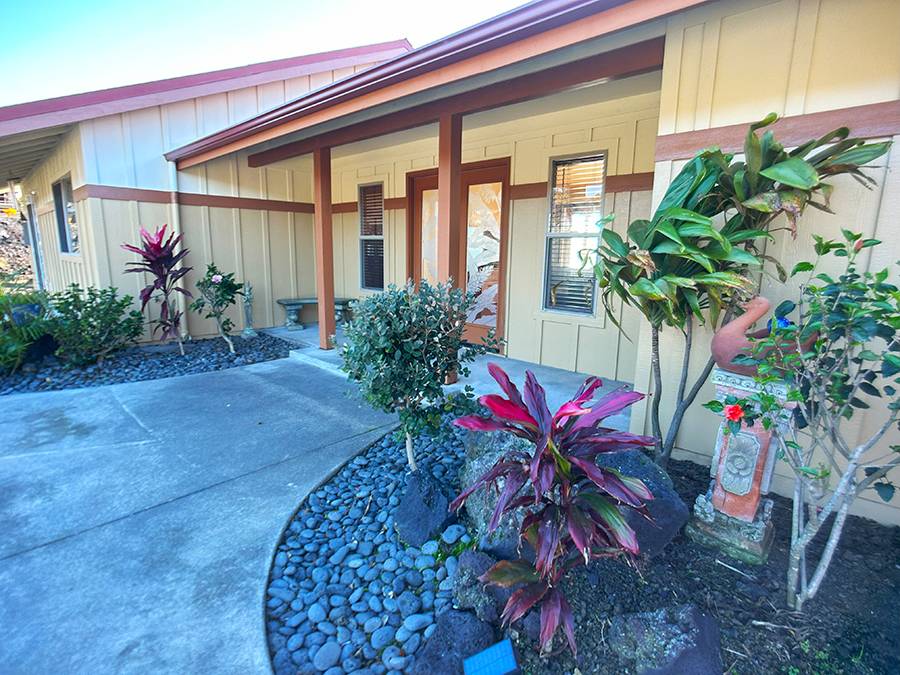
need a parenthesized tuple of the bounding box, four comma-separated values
(650, 325, 664, 461)
(405, 432, 418, 472)
(218, 319, 235, 354)
(787, 478, 805, 609)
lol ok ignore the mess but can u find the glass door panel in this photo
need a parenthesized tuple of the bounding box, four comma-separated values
(465, 181, 502, 332)
(420, 188, 439, 285)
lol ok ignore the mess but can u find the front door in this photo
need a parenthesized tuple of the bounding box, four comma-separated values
(407, 159, 509, 344)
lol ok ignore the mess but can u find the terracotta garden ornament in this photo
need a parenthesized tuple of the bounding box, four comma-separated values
(686, 295, 797, 564)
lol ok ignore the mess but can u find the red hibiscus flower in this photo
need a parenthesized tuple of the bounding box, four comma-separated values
(724, 404, 745, 422)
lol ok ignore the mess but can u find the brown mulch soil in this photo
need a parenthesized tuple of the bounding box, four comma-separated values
(514, 459, 900, 675)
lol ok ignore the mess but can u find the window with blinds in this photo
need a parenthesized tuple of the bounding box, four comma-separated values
(52, 175, 79, 254)
(359, 183, 384, 290)
(543, 154, 605, 313)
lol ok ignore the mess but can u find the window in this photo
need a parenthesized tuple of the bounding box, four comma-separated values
(359, 183, 385, 290)
(543, 154, 606, 313)
(52, 176, 79, 254)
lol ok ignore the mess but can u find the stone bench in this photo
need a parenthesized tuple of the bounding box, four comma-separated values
(276, 297, 354, 330)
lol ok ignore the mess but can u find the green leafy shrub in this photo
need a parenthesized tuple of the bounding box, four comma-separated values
(189, 263, 242, 353)
(49, 284, 144, 366)
(592, 114, 891, 465)
(704, 232, 899, 610)
(0, 287, 49, 374)
(341, 280, 495, 471)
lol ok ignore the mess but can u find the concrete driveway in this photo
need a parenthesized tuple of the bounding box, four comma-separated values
(0, 359, 392, 674)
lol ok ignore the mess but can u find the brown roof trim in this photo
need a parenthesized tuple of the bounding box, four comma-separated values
(655, 99, 900, 161)
(72, 183, 316, 213)
(0, 41, 411, 138)
(167, 0, 705, 166)
(248, 37, 664, 168)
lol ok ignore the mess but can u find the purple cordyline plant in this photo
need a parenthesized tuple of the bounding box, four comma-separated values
(450, 363, 656, 656)
(122, 224, 192, 355)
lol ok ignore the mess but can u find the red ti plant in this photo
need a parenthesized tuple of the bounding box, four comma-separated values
(451, 363, 655, 656)
(122, 225, 192, 355)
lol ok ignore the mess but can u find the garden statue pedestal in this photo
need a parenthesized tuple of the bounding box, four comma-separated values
(241, 282, 258, 339)
(686, 368, 791, 564)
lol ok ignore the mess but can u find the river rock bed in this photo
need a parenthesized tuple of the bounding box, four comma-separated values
(266, 431, 900, 675)
(266, 429, 472, 675)
(0, 332, 293, 395)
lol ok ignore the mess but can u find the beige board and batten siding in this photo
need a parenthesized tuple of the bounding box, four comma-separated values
(630, 0, 900, 524)
(20, 128, 96, 292)
(324, 73, 661, 382)
(78, 67, 356, 337)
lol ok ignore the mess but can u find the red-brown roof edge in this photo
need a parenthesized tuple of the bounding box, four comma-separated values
(165, 0, 636, 162)
(0, 40, 412, 124)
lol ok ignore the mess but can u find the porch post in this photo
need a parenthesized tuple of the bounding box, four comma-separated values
(437, 112, 463, 287)
(313, 146, 337, 349)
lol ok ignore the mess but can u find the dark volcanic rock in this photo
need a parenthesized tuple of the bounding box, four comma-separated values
(412, 610, 496, 675)
(608, 604, 722, 675)
(458, 431, 528, 559)
(597, 450, 689, 557)
(395, 471, 454, 547)
(451, 550, 513, 624)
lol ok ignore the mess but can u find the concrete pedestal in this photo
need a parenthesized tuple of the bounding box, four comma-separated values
(687, 491, 774, 564)
(686, 369, 790, 564)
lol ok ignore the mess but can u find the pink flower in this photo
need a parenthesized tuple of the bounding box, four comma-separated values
(211, 274, 223, 284)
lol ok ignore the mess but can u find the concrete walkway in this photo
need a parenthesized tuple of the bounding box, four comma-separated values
(277, 324, 635, 429)
(0, 359, 392, 674)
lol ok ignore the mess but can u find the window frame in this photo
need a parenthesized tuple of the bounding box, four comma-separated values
(541, 151, 607, 316)
(357, 181, 385, 291)
(51, 174, 79, 255)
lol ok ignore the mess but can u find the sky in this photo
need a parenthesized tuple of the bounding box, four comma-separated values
(1, 0, 527, 106)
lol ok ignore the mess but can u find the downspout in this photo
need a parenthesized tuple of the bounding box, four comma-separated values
(167, 161, 189, 341)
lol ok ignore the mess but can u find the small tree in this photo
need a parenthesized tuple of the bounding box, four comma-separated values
(122, 225, 192, 355)
(49, 284, 143, 366)
(706, 232, 899, 610)
(452, 364, 655, 655)
(341, 280, 494, 471)
(592, 115, 891, 466)
(190, 263, 242, 354)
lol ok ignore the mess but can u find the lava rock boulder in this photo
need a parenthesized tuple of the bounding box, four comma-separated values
(451, 550, 513, 624)
(411, 610, 496, 675)
(596, 449, 689, 557)
(458, 431, 529, 559)
(608, 604, 722, 675)
(394, 471, 454, 547)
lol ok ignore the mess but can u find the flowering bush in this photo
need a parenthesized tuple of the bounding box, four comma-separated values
(703, 232, 899, 610)
(451, 364, 655, 655)
(703, 394, 759, 435)
(122, 225, 191, 354)
(190, 263, 242, 354)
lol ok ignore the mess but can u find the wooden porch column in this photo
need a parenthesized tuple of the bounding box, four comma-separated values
(313, 146, 336, 349)
(437, 112, 463, 287)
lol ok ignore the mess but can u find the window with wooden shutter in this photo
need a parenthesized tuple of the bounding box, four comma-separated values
(543, 154, 605, 313)
(359, 183, 384, 290)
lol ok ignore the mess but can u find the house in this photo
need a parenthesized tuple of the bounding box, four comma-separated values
(0, 40, 411, 293)
(4, 0, 899, 524)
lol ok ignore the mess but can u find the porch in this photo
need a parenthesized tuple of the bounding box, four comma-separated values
(249, 48, 664, 386)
